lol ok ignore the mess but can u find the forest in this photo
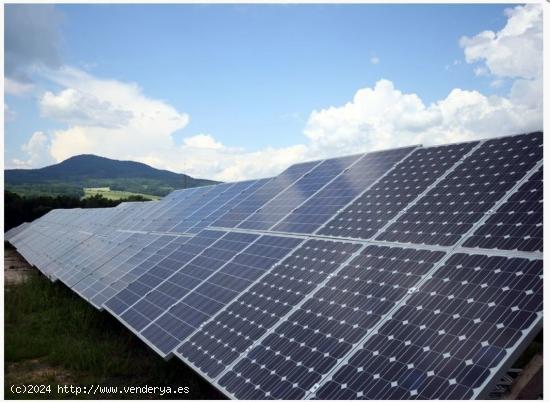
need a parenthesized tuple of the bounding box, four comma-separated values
(4, 191, 149, 232)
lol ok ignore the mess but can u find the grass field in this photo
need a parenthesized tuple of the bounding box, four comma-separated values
(4, 249, 223, 400)
(82, 188, 161, 201)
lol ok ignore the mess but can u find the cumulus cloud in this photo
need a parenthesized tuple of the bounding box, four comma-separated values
(23, 67, 309, 181)
(370, 56, 380, 65)
(459, 4, 542, 121)
(303, 78, 540, 155)
(39, 66, 189, 162)
(460, 4, 542, 80)
(11, 131, 55, 168)
(40, 88, 134, 128)
(304, 4, 542, 158)
(183, 134, 224, 150)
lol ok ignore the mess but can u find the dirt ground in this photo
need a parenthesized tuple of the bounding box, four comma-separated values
(4, 246, 79, 396)
(4, 247, 37, 286)
(7, 358, 78, 386)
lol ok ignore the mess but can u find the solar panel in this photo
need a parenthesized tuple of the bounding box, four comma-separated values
(187, 179, 270, 234)
(217, 245, 446, 399)
(462, 166, 543, 252)
(5, 131, 542, 400)
(5, 222, 30, 242)
(142, 235, 304, 355)
(212, 159, 322, 229)
(271, 146, 416, 234)
(88, 234, 176, 308)
(238, 155, 362, 231)
(376, 132, 542, 246)
(94, 235, 192, 307)
(170, 179, 266, 233)
(178, 239, 361, 381)
(114, 232, 260, 352)
(58, 232, 139, 287)
(313, 252, 542, 399)
(318, 142, 479, 240)
(137, 185, 220, 232)
(71, 232, 161, 303)
(103, 229, 225, 315)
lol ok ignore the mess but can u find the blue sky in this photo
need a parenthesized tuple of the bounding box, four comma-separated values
(4, 4, 543, 181)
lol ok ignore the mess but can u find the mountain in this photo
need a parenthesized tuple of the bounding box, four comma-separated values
(5, 154, 219, 198)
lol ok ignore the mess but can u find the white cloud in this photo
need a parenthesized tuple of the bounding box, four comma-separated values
(473, 66, 488, 76)
(303, 78, 540, 155)
(20, 66, 308, 182)
(304, 4, 541, 158)
(370, 56, 380, 65)
(5, 77, 34, 96)
(460, 4, 542, 79)
(40, 88, 134, 128)
(12, 131, 55, 168)
(38, 66, 188, 162)
(183, 134, 224, 150)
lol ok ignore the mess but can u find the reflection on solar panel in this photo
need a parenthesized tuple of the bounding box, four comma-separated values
(104, 230, 225, 315)
(145, 235, 303, 355)
(238, 155, 362, 231)
(213, 160, 321, 229)
(272, 147, 417, 234)
(6, 131, 542, 400)
(318, 142, 479, 240)
(179, 238, 361, 379)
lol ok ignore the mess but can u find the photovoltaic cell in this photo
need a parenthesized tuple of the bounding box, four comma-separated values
(377, 132, 543, 246)
(187, 179, 270, 234)
(212, 159, 321, 229)
(318, 142, 479, 240)
(180, 239, 360, 381)
(89, 235, 177, 307)
(219, 246, 445, 399)
(71, 233, 160, 303)
(95, 235, 192, 307)
(462, 166, 543, 252)
(139, 185, 220, 232)
(314, 252, 542, 399)
(271, 147, 416, 234)
(238, 155, 361, 231)
(169, 182, 241, 233)
(148, 235, 303, 355)
(103, 229, 225, 315)
(56, 231, 137, 287)
(117, 232, 259, 342)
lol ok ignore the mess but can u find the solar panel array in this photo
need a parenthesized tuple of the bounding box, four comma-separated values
(6, 131, 542, 400)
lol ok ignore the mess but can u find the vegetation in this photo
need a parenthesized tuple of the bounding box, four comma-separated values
(4, 191, 152, 232)
(4, 271, 224, 399)
(6, 154, 218, 198)
(83, 188, 161, 201)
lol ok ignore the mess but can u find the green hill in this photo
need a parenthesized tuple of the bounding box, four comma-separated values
(5, 154, 219, 198)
